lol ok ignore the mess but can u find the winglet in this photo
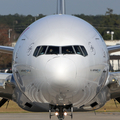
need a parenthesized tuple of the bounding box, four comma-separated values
(57, 0, 66, 14)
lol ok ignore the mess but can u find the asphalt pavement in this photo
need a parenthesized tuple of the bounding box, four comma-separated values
(0, 112, 120, 120)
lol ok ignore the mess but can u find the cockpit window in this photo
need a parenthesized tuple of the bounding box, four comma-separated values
(74, 45, 88, 56)
(33, 46, 40, 57)
(62, 46, 75, 54)
(38, 46, 47, 56)
(46, 46, 59, 54)
(81, 46, 88, 56)
(74, 46, 83, 55)
(33, 46, 47, 57)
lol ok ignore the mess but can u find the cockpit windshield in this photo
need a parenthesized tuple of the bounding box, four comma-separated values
(33, 45, 88, 57)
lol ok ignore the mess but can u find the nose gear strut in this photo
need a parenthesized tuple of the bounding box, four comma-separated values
(49, 104, 73, 120)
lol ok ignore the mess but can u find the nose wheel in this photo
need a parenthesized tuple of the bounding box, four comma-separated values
(49, 104, 73, 120)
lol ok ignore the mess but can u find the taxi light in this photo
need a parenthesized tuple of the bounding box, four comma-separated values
(112, 79, 115, 82)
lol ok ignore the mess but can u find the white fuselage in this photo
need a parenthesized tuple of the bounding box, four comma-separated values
(12, 15, 109, 108)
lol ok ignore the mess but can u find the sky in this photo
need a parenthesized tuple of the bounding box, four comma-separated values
(0, 0, 120, 16)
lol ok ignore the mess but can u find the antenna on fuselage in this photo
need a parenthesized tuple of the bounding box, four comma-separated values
(57, 0, 66, 14)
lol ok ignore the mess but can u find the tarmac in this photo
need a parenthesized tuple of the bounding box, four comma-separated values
(0, 112, 120, 120)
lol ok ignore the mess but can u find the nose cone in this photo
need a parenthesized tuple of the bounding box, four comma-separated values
(45, 57, 77, 90)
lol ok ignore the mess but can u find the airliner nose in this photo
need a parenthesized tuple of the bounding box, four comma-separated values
(45, 57, 77, 90)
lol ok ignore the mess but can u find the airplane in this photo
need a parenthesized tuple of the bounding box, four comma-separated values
(0, 0, 120, 120)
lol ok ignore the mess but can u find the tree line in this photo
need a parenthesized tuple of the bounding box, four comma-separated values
(0, 9, 120, 40)
(75, 14, 120, 40)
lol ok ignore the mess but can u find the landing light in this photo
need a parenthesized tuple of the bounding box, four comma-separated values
(64, 112, 67, 116)
(55, 112, 59, 116)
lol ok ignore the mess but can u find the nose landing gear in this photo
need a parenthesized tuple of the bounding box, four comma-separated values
(49, 104, 73, 120)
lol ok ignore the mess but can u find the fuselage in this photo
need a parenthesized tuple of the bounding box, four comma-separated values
(12, 14, 109, 109)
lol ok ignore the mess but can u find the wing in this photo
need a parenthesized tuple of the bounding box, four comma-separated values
(107, 45, 120, 53)
(0, 46, 14, 54)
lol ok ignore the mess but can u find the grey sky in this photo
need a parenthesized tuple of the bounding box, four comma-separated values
(0, 0, 120, 16)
